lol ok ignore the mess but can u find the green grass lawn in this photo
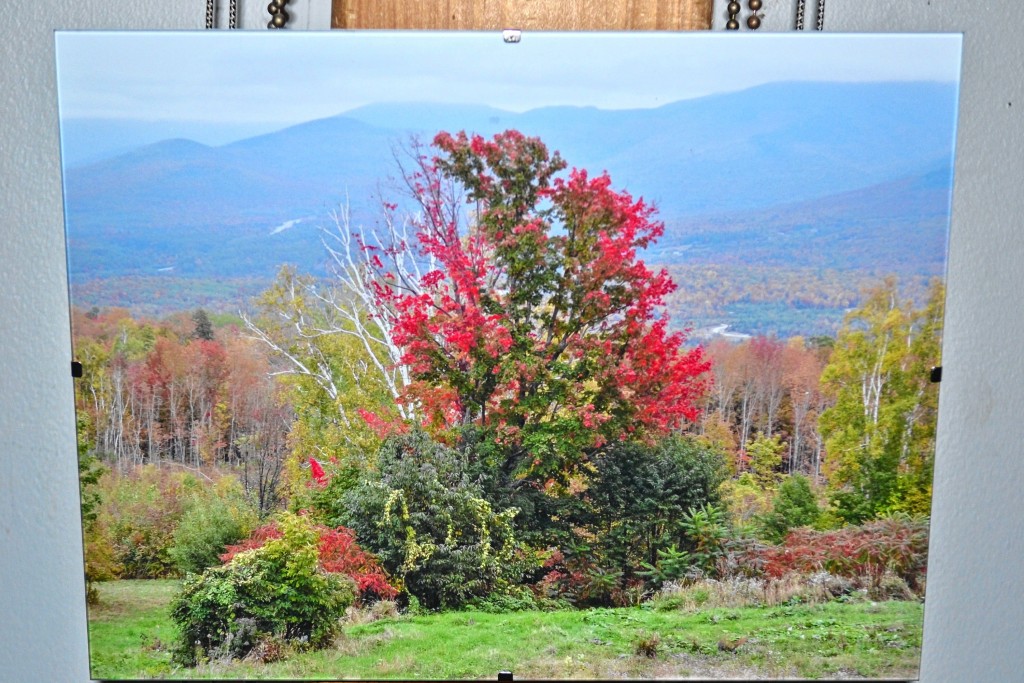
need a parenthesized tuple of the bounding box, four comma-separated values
(88, 580, 923, 680)
(87, 580, 182, 678)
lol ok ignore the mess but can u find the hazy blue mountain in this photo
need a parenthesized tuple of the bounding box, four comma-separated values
(64, 115, 396, 247)
(647, 164, 954, 276)
(58, 117, 290, 167)
(510, 81, 957, 218)
(61, 80, 958, 286)
(328, 81, 958, 215)
(342, 102, 514, 137)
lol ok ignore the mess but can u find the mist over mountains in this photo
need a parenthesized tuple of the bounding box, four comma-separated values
(61, 80, 957, 334)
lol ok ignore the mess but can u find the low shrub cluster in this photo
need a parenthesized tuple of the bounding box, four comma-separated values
(639, 514, 928, 612)
(89, 465, 258, 580)
(466, 585, 539, 613)
(170, 513, 355, 666)
(98, 466, 187, 578)
(273, 432, 731, 612)
(169, 478, 259, 575)
(734, 515, 929, 593)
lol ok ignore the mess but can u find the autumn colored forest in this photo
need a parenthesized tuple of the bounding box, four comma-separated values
(74, 131, 940, 670)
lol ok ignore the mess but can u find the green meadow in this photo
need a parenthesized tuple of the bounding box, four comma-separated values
(89, 580, 922, 680)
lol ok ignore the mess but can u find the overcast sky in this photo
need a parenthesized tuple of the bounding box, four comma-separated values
(55, 31, 961, 127)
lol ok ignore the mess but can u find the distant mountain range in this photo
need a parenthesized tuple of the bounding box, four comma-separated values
(651, 165, 954, 275)
(60, 80, 958, 334)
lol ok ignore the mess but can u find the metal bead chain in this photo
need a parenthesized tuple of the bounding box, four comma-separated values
(268, 0, 291, 28)
(816, 0, 826, 30)
(726, 0, 740, 29)
(747, 0, 762, 30)
(795, 0, 806, 30)
(204, 0, 236, 30)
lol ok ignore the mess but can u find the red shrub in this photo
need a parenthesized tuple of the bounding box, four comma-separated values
(220, 522, 282, 563)
(738, 517, 929, 589)
(220, 521, 398, 603)
(317, 526, 398, 601)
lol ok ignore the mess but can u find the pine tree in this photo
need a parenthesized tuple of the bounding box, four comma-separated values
(192, 308, 215, 341)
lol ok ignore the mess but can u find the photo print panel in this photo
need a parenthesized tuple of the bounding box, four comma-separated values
(56, 31, 961, 681)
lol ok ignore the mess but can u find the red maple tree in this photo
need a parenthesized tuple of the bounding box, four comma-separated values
(367, 130, 710, 480)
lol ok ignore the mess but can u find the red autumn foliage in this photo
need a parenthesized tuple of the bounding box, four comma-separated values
(356, 408, 410, 441)
(317, 526, 398, 601)
(220, 522, 284, 561)
(308, 457, 327, 486)
(366, 130, 710, 480)
(221, 521, 398, 602)
(737, 517, 929, 588)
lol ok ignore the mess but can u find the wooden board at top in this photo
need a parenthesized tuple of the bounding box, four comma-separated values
(332, 0, 714, 31)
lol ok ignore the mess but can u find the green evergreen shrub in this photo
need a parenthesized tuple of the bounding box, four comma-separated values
(581, 436, 726, 581)
(759, 474, 821, 543)
(680, 503, 730, 575)
(343, 431, 522, 609)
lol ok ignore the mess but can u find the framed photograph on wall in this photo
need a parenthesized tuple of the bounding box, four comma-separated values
(56, 30, 961, 680)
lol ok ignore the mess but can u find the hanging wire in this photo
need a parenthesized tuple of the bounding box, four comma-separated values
(816, 0, 826, 30)
(205, 0, 215, 29)
(795, 0, 806, 30)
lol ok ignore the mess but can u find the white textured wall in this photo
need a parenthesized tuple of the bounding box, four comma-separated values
(2, 1, 1021, 681)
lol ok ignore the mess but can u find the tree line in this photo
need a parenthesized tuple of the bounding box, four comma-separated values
(72, 307, 288, 514)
